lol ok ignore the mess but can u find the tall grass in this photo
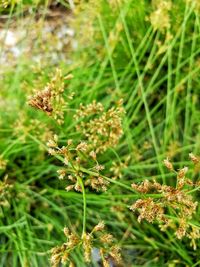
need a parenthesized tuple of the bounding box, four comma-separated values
(0, 0, 200, 266)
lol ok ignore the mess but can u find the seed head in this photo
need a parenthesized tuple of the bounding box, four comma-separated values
(92, 221, 105, 232)
(149, 0, 171, 32)
(76, 141, 88, 152)
(163, 158, 173, 171)
(100, 233, 114, 244)
(63, 227, 69, 237)
(57, 169, 66, 180)
(89, 150, 96, 160)
(0, 155, 8, 170)
(28, 69, 73, 124)
(82, 233, 92, 262)
(177, 166, 188, 179)
(189, 153, 199, 164)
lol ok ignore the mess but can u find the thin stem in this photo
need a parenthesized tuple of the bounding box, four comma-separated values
(79, 167, 164, 198)
(186, 186, 200, 194)
(80, 166, 134, 192)
(77, 176, 87, 237)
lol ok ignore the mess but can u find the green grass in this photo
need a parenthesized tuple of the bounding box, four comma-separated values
(0, 0, 200, 266)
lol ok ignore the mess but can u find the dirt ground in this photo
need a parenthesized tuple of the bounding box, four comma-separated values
(0, 4, 75, 70)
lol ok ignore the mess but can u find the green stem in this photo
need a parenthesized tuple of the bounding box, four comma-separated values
(77, 176, 86, 237)
(79, 167, 164, 198)
(186, 186, 200, 194)
(80, 166, 135, 192)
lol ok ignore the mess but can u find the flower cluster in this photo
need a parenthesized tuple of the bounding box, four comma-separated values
(50, 228, 79, 267)
(0, 0, 20, 8)
(28, 72, 125, 262)
(186, 0, 200, 12)
(50, 222, 121, 267)
(0, 175, 12, 213)
(0, 0, 9, 8)
(109, 0, 124, 9)
(149, 0, 171, 32)
(0, 155, 8, 170)
(14, 112, 53, 145)
(110, 155, 130, 179)
(189, 152, 200, 165)
(130, 154, 200, 249)
(72, 1, 101, 47)
(47, 135, 109, 192)
(28, 69, 73, 124)
(74, 99, 125, 153)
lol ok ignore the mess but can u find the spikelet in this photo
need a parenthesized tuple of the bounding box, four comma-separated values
(130, 157, 199, 249)
(50, 222, 121, 266)
(74, 100, 125, 153)
(149, 0, 172, 32)
(28, 69, 73, 124)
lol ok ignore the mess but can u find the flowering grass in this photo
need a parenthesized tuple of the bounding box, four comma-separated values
(0, 0, 200, 266)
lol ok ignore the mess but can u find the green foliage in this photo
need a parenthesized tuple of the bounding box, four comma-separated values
(0, 0, 200, 266)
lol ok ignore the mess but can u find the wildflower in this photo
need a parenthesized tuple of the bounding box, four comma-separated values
(82, 233, 92, 262)
(177, 166, 188, 179)
(1, 0, 8, 8)
(109, 0, 124, 9)
(92, 221, 105, 232)
(47, 138, 58, 148)
(47, 139, 57, 154)
(0, 155, 8, 170)
(163, 157, 173, 171)
(13, 112, 53, 145)
(28, 87, 53, 115)
(74, 100, 125, 153)
(57, 169, 66, 180)
(66, 232, 80, 249)
(110, 156, 130, 179)
(50, 250, 61, 267)
(187, 226, 200, 250)
(132, 179, 152, 193)
(89, 150, 96, 160)
(64, 74, 74, 80)
(130, 160, 199, 247)
(48, 148, 57, 156)
(149, 0, 172, 32)
(107, 21, 123, 50)
(85, 176, 109, 192)
(186, 0, 200, 12)
(109, 245, 122, 264)
(100, 234, 114, 244)
(50, 229, 80, 266)
(130, 198, 164, 223)
(64, 157, 69, 166)
(95, 164, 104, 172)
(175, 218, 187, 239)
(189, 153, 199, 164)
(69, 262, 75, 267)
(46, 135, 110, 191)
(67, 139, 73, 146)
(65, 185, 74, 192)
(28, 68, 73, 124)
(0, 0, 20, 8)
(76, 141, 88, 152)
(166, 141, 180, 158)
(74, 182, 82, 192)
(0, 175, 13, 212)
(50, 222, 121, 265)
